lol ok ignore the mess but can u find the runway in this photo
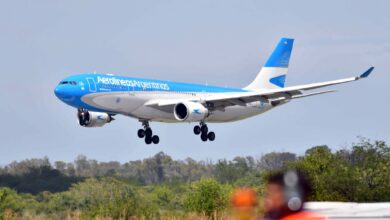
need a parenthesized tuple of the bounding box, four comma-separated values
(306, 202, 390, 219)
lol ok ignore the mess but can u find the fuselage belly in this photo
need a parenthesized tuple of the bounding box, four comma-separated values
(80, 91, 272, 123)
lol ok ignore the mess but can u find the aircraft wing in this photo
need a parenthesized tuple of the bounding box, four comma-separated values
(145, 67, 374, 110)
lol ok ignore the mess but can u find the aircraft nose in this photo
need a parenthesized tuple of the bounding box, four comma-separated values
(54, 85, 68, 98)
(54, 85, 75, 101)
(54, 85, 63, 98)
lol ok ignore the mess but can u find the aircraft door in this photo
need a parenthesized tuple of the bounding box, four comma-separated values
(86, 78, 97, 92)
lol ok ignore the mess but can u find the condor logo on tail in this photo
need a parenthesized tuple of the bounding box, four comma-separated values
(269, 74, 287, 88)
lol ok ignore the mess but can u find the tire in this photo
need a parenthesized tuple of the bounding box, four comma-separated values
(152, 135, 160, 144)
(145, 136, 152, 144)
(145, 128, 152, 137)
(201, 133, 208, 142)
(193, 125, 201, 135)
(208, 132, 215, 141)
(137, 129, 145, 138)
(201, 125, 208, 134)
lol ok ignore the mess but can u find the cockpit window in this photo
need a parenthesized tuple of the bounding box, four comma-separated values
(59, 81, 77, 85)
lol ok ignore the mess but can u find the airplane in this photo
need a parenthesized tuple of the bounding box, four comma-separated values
(54, 38, 374, 145)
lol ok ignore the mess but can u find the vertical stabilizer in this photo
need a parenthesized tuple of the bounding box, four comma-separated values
(244, 38, 294, 90)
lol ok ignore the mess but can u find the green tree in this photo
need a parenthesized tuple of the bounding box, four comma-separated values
(0, 187, 38, 218)
(184, 178, 231, 217)
(288, 140, 390, 202)
(215, 158, 252, 183)
(258, 152, 296, 170)
(288, 145, 333, 200)
(63, 177, 149, 218)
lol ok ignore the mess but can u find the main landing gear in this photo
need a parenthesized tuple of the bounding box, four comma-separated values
(137, 121, 159, 145)
(193, 122, 215, 142)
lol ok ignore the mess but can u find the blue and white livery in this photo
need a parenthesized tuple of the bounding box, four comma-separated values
(54, 38, 374, 144)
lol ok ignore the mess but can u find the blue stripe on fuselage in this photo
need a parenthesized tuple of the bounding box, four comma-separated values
(55, 73, 248, 112)
(71, 73, 246, 93)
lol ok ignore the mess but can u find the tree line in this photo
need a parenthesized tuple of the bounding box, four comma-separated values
(0, 151, 297, 192)
(0, 138, 389, 219)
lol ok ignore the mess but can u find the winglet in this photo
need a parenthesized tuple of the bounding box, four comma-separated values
(359, 66, 374, 78)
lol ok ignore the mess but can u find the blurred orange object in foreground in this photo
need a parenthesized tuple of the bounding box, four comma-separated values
(231, 187, 258, 220)
(231, 188, 257, 208)
(231, 187, 258, 208)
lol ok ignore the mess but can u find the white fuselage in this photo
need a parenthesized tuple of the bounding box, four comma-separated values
(81, 91, 275, 123)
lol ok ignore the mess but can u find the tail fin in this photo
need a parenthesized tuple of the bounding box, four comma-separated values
(244, 38, 294, 90)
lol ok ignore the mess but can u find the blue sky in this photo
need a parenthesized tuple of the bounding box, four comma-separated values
(0, 0, 389, 164)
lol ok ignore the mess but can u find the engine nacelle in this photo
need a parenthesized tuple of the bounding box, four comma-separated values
(77, 110, 113, 127)
(173, 102, 209, 122)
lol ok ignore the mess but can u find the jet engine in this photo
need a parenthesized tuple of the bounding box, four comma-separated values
(173, 102, 209, 122)
(77, 109, 114, 127)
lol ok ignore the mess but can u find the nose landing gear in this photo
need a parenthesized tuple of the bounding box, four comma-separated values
(137, 121, 159, 144)
(193, 122, 215, 142)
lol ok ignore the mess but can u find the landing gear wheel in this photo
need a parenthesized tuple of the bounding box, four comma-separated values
(137, 129, 145, 138)
(193, 125, 201, 135)
(207, 132, 215, 141)
(201, 133, 208, 142)
(201, 125, 208, 134)
(145, 128, 152, 137)
(152, 135, 160, 144)
(139, 121, 160, 144)
(145, 136, 152, 144)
